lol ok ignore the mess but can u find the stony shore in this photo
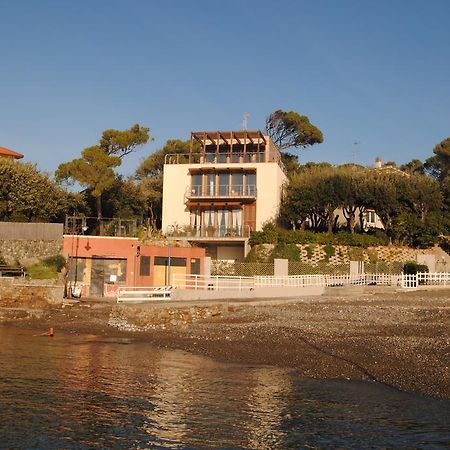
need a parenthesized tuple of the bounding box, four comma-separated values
(1, 288, 449, 400)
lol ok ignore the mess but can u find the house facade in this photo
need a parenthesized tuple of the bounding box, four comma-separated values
(162, 131, 287, 261)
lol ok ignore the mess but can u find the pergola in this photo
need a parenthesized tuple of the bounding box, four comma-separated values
(190, 130, 267, 155)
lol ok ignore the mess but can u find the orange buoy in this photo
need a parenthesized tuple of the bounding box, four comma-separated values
(48, 327, 54, 337)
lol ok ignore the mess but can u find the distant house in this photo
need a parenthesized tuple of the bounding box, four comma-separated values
(0, 146, 24, 160)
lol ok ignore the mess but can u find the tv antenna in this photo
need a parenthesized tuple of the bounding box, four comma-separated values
(352, 141, 360, 163)
(242, 112, 250, 130)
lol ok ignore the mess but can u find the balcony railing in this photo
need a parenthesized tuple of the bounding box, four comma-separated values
(187, 184, 256, 199)
(172, 225, 251, 239)
(165, 152, 267, 165)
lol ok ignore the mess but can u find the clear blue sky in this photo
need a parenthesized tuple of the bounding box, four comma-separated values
(1, 0, 449, 176)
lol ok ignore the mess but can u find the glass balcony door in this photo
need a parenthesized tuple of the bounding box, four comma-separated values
(218, 173, 229, 196)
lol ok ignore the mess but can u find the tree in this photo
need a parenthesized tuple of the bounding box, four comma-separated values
(0, 159, 79, 222)
(399, 174, 442, 223)
(56, 124, 151, 222)
(56, 146, 121, 220)
(400, 159, 425, 175)
(99, 124, 152, 158)
(265, 110, 323, 151)
(135, 139, 191, 229)
(425, 137, 450, 181)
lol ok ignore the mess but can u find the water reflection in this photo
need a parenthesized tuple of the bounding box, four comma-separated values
(0, 326, 449, 449)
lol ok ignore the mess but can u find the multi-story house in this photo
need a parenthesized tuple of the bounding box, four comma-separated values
(162, 130, 287, 261)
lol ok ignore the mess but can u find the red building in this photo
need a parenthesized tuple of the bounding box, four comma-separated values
(63, 235, 205, 297)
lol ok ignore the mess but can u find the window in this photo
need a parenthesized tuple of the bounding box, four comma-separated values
(218, 173, 229, 196)
(246, 173, 256, 195)
(154, 257, 186, 267)
(231, 173, 243, 195)
(140, 256, 151, 276)
(191, 173, 202, 196)
(190, 258, 201, 275)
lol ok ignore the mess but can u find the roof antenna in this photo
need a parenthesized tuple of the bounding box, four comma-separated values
(242, 112, 250, 130)
(352, 141, 360, 163)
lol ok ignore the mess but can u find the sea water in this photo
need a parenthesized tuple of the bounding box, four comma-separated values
(0, 326, 449, 449)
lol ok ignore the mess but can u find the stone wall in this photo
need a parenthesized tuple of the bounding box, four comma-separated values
(0, 239, 63, 266)
(110, 303, 226, 330)
(0, 278, 63, 307)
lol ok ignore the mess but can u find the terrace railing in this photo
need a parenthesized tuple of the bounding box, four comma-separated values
(187, 184, 257, 198)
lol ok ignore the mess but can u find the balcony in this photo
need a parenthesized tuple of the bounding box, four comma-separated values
(165, 152, 268, 165)
(186, 184, 256, 200)
(171, 225, 251, 240)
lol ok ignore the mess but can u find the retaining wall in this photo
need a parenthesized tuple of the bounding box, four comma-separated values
(0, 239, 63, 266)
(0, 278, 63, 307)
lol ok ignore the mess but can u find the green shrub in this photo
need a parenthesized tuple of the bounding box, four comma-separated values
(305, 244, 315, 259)
(323, 244, 335, 261)
(250, 228, 389, 247)
(42, 254, 66, 272)
(245, 246, 270, 263)
(270, 243, 300, 261)
(249, 222, 278, 245)
(403, 261, 429, 274)
(348, 247, 365, 261)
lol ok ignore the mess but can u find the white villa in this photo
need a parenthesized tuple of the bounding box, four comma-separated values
(162, 130, 287, 261)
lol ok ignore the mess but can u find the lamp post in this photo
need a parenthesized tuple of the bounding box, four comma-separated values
(166, 225, 174, 286)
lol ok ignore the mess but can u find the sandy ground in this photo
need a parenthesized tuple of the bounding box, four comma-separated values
(1, 288, 449, 400)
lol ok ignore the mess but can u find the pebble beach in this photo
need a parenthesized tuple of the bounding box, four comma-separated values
(1, 288, 449, 400)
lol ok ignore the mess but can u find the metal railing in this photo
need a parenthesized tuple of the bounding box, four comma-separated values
(172, 224, 251, 239)
(164, 152, 267, 165)
(187, 184, 257, 198)
(117, 286, 173, 302)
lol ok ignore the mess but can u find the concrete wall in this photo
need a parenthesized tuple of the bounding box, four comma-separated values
(162, 164, 191, 231)
(0, 222, 63, 240)
(172, 285, 324, 301)
(217, 245, 244, 261)
(255, 163, 287, 228)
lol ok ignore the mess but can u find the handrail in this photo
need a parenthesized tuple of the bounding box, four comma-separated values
(187, 184, 257, 198)
(164, 152, 267, 165)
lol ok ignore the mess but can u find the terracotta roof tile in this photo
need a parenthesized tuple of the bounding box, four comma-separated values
(0, 147, 24, 159)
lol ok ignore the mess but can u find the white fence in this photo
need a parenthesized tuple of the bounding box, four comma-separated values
(173, 273, 450, 291)
(115, 273, 449, 302)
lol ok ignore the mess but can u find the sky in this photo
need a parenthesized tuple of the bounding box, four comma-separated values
(1, 0, 449, 177)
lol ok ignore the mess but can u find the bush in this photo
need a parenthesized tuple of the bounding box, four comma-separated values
(403, 261, 429, 274)
(249, 222, 278, 245)
(249, 227, 389, 247)
(42, 254, 66, 272)
(323, 244, 335, 261)
(270, 243, 300, 261)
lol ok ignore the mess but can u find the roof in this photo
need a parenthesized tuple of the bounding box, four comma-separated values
(0, 147, 24, 159)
